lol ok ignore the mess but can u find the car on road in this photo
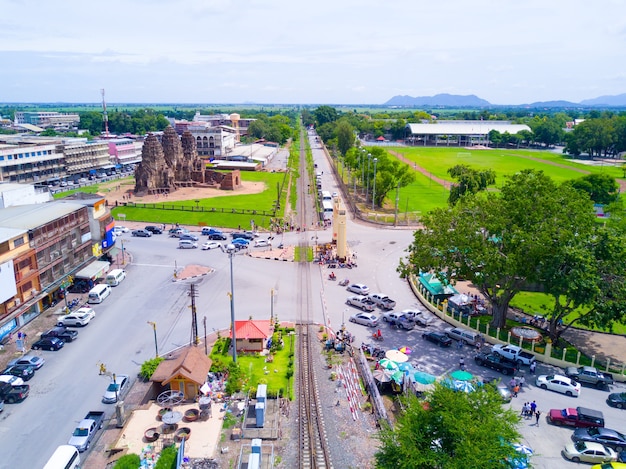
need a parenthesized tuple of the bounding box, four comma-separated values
(231, 232, 254, 240)
(102, 374, 129, 403)
(346, 296, 375, 311)
(208, 233, 227, 240)
(169, 228, 189, 238)
(31, 337, 64, 351)
(180, 233, 199, 241)
(42, 326, 78, 343)
(113, 226, 129, 234)
(548, 406, 605, 428)
(492, 344, 536, 366)
(0, 382, 29, 403)
(0, 375, 25, 386)
(201, 227, 222, 236)
(144, 225, 163, 234)
(202, 241, 222, 250)
(349, 312, 379, 327)
(572, 427, 626, 452)
(254, 239, 271, 247)
(536, 374, 581, 397)
(231, 238, 249, 249)
(482, 377, 512, 402)
(8, 355, 45, 370)
(1, 365, 35, 381)
(368, 293, 396, 310)
(347, 283, 370, 295)
(57, 308, 95, 327)
(562, 441, 617, 464)
(381, 311, 415, 330)
(444, 327, 481, 345)
(607, 392, 626, 409)
(400, 309, 432, 327)
(422, 331, 452, 347)
(67, 278, 92, 293)
(474, 352, 518, 375)
(132, 229, 152, 237)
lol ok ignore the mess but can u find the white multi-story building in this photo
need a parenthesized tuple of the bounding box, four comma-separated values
(15, 111, 80, 130)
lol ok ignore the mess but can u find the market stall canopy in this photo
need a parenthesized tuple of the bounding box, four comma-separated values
(74, 260, 110, 280)
(385, 349, 408, 363)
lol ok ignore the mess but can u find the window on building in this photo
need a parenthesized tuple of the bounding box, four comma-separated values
(13, 237, 25, 248)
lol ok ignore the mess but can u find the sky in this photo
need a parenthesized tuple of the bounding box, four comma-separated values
(2, 0, 626, 105)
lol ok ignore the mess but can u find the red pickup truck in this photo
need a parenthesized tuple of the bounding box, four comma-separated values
(547, 407, 605, 428)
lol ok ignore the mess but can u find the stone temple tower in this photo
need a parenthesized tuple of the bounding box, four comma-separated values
(134, 133, 176, 195)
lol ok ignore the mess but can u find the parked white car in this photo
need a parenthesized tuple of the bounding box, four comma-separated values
(201, 241, 222, 250)
(400, 309, 432, 327)
(347, 283, 370, 295)
(57, 308, 96, 327)
(254, 239, 272, 247)
(0, 375, 25, 386)
(536, 374, 581, 397)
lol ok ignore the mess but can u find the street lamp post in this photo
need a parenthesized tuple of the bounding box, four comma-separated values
(372, 157, 378, 211)
(270, 289, 275, 325)
(361, 150, 366, 194)
(227, 244, 237, 364)
(366, 153, 372, 202)
(147, 321, 158, 358)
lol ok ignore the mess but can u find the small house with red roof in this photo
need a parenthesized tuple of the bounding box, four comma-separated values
(150, 345, 212, 400)
(232, 319, 273, 352)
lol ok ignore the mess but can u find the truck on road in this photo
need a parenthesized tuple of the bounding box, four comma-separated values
(368, 293, 397, 310)
(68, 411, 105, 452)
(565, 366, 614, 389)
(492, 344, 536, 366)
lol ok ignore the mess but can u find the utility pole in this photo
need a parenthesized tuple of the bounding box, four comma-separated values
(190, 284, 199, 346)
(394, 181, 400, 226)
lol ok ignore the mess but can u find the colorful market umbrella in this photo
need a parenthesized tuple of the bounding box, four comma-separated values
(390, 370, 404, 384)
(512, 444, 533, 456)
(397, 362, 414, 372)
(373, 369, 393, 383)
(385, 349, 408, 363)
(453, 380, 476, 393)
(450, 370, 473, 381)
(413, 371, 437, 385)
(378, 358, 399, 370)
(399, 346, 412, 355)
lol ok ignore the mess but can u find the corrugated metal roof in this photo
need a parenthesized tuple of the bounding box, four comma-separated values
(406, 123, 530, 135)
(0, 226, 27, 244)
(0, 201, 86, 230)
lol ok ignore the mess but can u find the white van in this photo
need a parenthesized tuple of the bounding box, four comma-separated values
(106, 269, 126, 286)
(444, 327, 481, 346)
(88, 284, 112, 304)
(43, 444, 80, 469)
(179, 240, 198, 249)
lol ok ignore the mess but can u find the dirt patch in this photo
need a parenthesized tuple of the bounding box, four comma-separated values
(97, 179, 266, 206)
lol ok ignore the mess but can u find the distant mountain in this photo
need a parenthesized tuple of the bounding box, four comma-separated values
(384, 93, 626, 108)
(525, 100, 580, 108)
(580, 93, 626, 106)
(385, 93, 490, 107)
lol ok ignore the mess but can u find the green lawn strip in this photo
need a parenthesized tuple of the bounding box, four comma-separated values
(396, 169, 449, 214)
(394, 147, 590, 186)
(209, 330, 295, 399)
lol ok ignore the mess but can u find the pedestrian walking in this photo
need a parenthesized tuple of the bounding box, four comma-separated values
(513, 385, 520, 397)
(529, 361, 536, 375)
(520, 402, 528, 417)
(530, 400, 537, 415)
(535, 410, 541, 426)
(459, 357, 465, 371)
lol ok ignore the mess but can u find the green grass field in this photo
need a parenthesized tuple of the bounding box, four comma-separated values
(510, 291, 626, 335)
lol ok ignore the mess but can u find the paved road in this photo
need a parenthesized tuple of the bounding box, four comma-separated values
(5, 130, 625, 467)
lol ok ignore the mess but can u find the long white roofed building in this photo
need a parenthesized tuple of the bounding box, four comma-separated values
(405, 120, 531, 146)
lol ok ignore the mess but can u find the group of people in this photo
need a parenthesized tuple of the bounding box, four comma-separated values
(520, 400, 541, 425)
(508, 375, 526, 397)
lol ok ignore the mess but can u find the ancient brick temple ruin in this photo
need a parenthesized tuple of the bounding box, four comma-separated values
(134, 126, 242, 195)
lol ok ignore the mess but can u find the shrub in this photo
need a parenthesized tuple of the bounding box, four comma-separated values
(225, 362, 243, 394)
(139, 357, 164, 381)
(113, 454, 141, 469)
(155, 445, 178, 469)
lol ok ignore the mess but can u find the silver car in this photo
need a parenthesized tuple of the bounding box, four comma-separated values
(347, 283, 370, 295)
(349, 312, 379, 327)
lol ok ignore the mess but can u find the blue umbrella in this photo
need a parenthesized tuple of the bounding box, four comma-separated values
(513, 444, 533, 456)
(450, 370, 473, 381)
(413, 371, 437, 385)
(397, 362, 414, 372)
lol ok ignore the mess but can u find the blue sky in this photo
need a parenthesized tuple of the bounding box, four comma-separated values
(2, 0, 626, 105)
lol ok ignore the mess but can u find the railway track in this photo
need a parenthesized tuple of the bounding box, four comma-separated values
(296, 126, 333, 469)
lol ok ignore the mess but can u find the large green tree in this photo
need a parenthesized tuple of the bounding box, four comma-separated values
(400, 170, 594, 329)
(336, 120, 355, 156)
(566, 173, 619, 205)
(376, 384, 521, 469)
(447, 164, 496, 206)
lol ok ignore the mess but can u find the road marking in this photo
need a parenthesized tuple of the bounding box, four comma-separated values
(130, 263, 176, 268)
